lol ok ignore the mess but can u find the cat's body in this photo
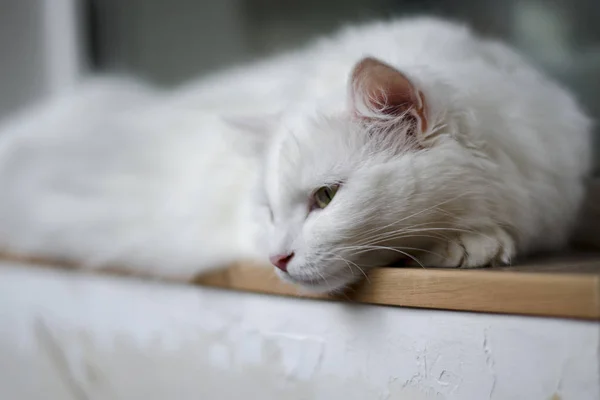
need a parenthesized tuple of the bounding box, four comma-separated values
(0, 18, 591, 291)
(0, 79, 265, 278)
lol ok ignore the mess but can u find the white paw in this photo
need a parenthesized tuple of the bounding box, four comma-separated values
(413, 227, 515, 268)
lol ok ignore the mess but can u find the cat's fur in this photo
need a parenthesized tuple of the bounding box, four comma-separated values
(0, 17, 591, 292)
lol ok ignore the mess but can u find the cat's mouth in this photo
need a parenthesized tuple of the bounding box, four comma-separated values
(274, 267, 361, 293)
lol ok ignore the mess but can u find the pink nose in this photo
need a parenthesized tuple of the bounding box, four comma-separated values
(269, 252, 294, 272)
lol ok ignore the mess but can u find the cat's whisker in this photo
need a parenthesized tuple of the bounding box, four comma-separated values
(350, 220, 461, 244)
(354, 229, 454, 248)
(314, 269, 332, 290)
(353, 192, 472, 238)
(316, 250, 372, 284)
(349, 222, 446, 247)
(338, 255, 370, 283)
(339, 245, 443, 260)
(328, 253, 356, 278)
(351, 226, 487, 251)
(338, 244, 426, 269)
(352, 224, 452, 246)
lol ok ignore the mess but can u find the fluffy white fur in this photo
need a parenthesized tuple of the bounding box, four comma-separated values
(0, 17, 591, 292)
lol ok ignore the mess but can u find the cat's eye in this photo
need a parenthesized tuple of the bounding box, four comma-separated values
(312, 185, 339, 210)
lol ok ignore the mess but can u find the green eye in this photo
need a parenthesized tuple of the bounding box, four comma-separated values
(312, 185, 339, 209)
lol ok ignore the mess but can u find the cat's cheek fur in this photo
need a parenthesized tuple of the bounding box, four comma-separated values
(274, 256, 362, 294)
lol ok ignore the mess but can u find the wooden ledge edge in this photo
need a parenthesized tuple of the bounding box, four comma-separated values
(1, 253, 599, 321)
(194, 262, 600, 321)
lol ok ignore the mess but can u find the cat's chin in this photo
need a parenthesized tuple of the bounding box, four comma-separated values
(274, 268, 359, 294)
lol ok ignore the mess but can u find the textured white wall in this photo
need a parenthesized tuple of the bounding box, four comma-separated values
(0, 263, 598, 400)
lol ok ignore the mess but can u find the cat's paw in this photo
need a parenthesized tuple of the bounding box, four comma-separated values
(413, 227, 515, 268)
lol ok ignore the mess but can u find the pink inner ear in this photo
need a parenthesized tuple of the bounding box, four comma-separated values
(350, 57, 428, 133)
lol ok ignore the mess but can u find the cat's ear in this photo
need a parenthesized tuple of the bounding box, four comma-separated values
(349, 57, 428, 134)
(222, 114, 279, 157)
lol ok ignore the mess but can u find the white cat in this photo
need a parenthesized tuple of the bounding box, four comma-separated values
(0, 17, 591, 292)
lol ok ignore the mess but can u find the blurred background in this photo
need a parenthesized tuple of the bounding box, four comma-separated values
(1, 0, 599, 170)
(0, 5, 598, 399)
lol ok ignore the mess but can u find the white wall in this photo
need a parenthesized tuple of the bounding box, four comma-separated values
(0, 263, 598, 400)
(91, 0, 249, 85)
(0, 0, 83, 119)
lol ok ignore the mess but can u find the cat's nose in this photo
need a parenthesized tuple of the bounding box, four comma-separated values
(269, 252, 294, 272)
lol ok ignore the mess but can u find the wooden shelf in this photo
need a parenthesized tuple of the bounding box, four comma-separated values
(3, 252, 599, 321)
(193, 254, 600, 321)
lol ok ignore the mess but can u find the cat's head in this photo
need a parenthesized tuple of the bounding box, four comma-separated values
(236, 57, 484, 293)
